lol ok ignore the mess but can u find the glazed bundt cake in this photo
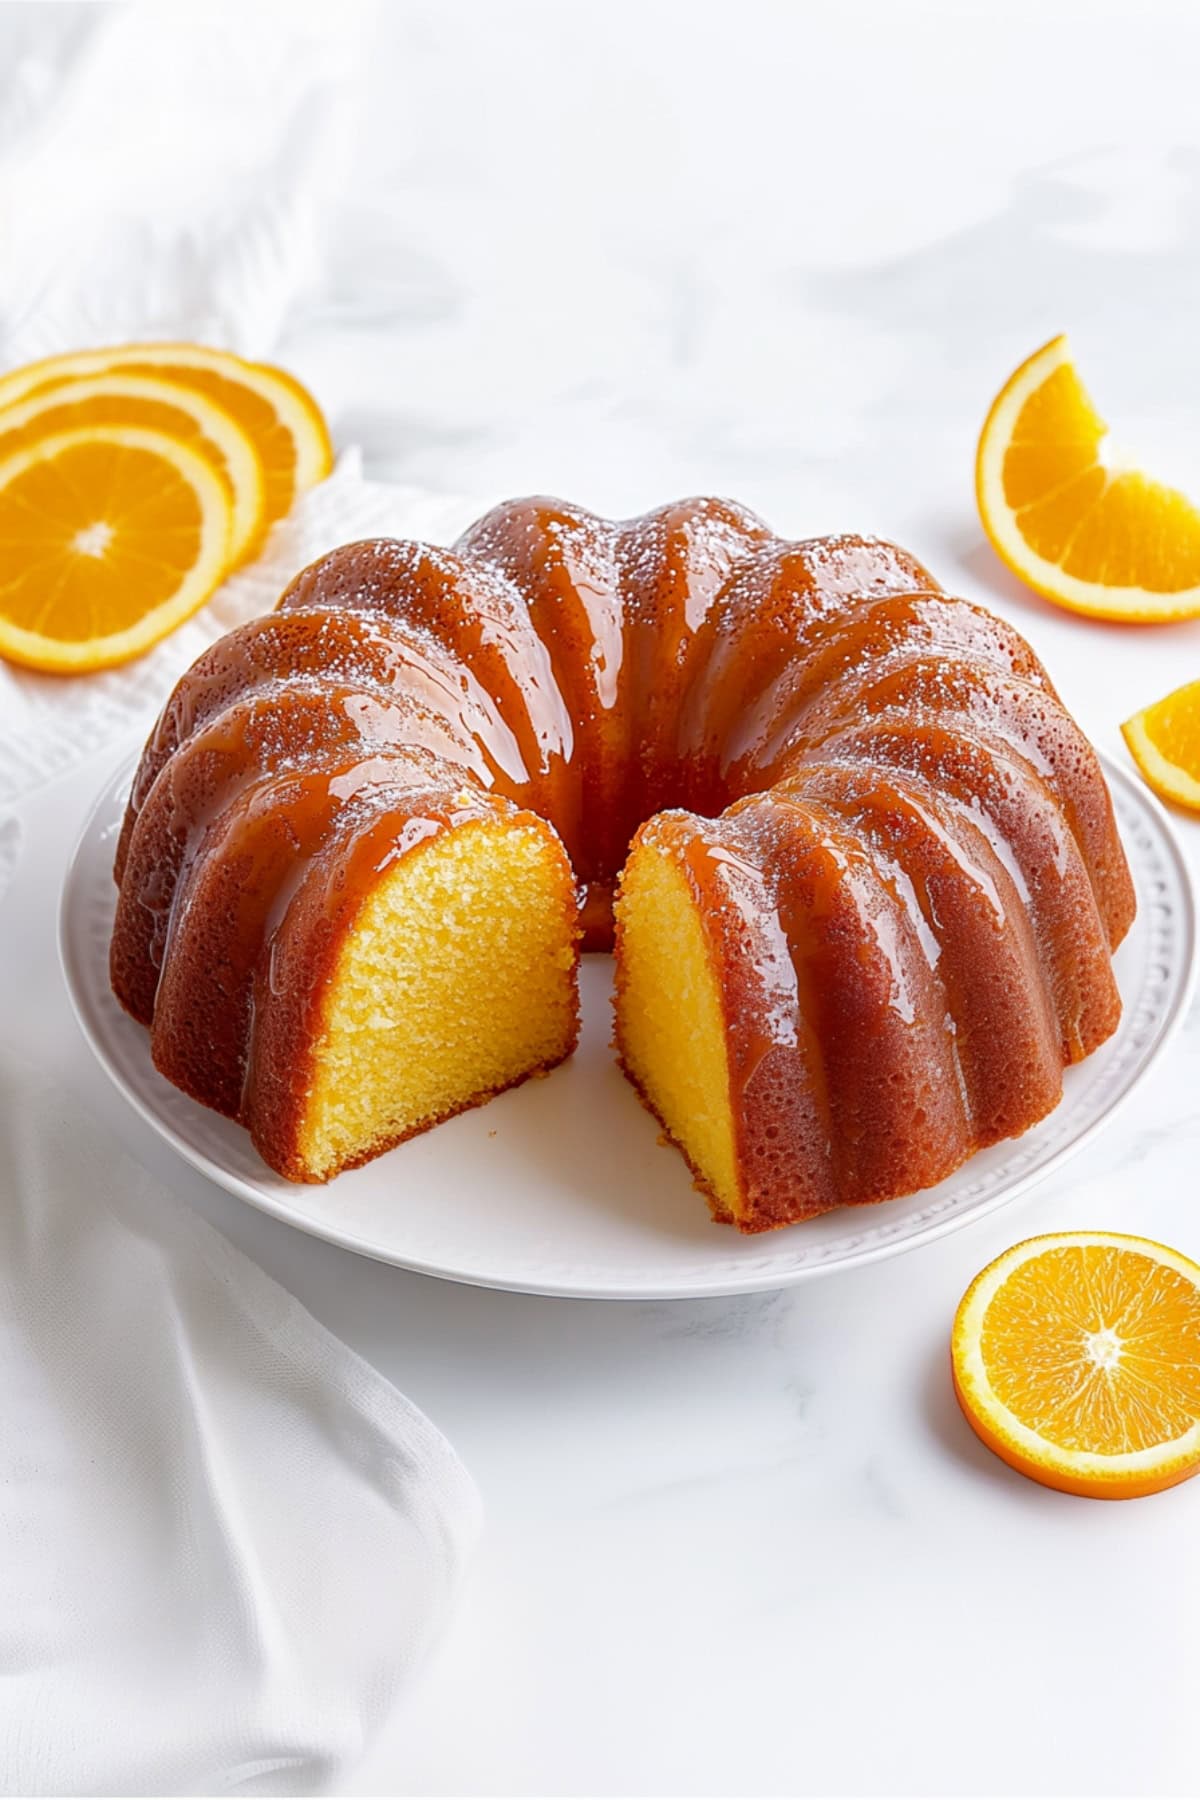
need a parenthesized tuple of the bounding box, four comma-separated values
(110, 496, 1136, 1224)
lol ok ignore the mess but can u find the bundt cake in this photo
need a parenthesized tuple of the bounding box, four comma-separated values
(110, 496, 1136, 1225)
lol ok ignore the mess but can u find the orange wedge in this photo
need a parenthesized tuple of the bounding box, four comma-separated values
(0, 342, 332, 537)
(1122, 678, 1200, 812)
(0, 372, 265, 566)
(976, 334, 1200, 621)
(0, 424, 232, 672)
(953, 1231, 1200, 1499)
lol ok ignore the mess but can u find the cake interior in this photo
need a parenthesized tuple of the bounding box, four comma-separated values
(614, 840, 741, 1223)
(297, 817, 578, 1179)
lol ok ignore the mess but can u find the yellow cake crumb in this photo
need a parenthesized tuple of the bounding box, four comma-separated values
(297, 817, 577, 1178)
(614, 839, 741, 1220)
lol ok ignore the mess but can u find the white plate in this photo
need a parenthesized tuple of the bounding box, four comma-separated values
(60, 754, 1195, 1299)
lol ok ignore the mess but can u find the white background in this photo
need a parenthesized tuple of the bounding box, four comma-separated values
(12, 1, 1200, 1792)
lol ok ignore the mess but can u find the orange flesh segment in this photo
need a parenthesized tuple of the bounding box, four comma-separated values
(1001, 362, 1106, 510)
(1138, 681, 1200, 777)
(29, 366, 294, 522)
(1122, 677, 1200, 812)
(0, 393, 228, 477)
(981, 1243, 1200, 1455)
(0, 440, 207, 639)
(0, 345, 332, 532)
(1005, 367, 1200, 590)
(978, 336, 1200, 616)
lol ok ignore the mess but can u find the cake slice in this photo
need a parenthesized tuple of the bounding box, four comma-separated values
(250, 806, 580, 1182)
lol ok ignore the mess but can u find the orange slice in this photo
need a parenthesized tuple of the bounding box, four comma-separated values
(976, 334, 1200, 621)
(1122, 678, 1200, 812)
(0, 342, 332, 535)
(952, 1231, 1200, 1499)
(0, 424, 232, 672)
(0, 372, 265, 566)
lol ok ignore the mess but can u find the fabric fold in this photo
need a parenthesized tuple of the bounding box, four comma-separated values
(0, 1044, 482, 1796)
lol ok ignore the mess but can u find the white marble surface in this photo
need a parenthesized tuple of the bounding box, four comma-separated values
(12, 1, 1200, 1792)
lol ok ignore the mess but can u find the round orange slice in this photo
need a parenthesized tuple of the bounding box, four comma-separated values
(1122, 678, 1200, 813)
(0, 372, 265, 566)
(976, 334, 1200, 621)
(0, 342, 332, 536)
(952, 1231, 1200, 1500)
(0, 424, 232, 673)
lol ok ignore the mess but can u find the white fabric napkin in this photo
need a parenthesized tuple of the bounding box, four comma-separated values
(0, 8, 492, 1792)
(0, 0, 489, 807)
(0, 1043, 482, 1796)
(0, 2, 369, 368)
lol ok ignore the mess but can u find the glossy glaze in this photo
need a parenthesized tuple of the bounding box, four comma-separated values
(111, 496, 1136, 1213)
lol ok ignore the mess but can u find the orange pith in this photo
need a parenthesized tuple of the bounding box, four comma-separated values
(952, 1232, 1200, 1499)
(1122, 678, 1200, 813)
(0, 424, 231, 672)
(976, 335, 1200, 621)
